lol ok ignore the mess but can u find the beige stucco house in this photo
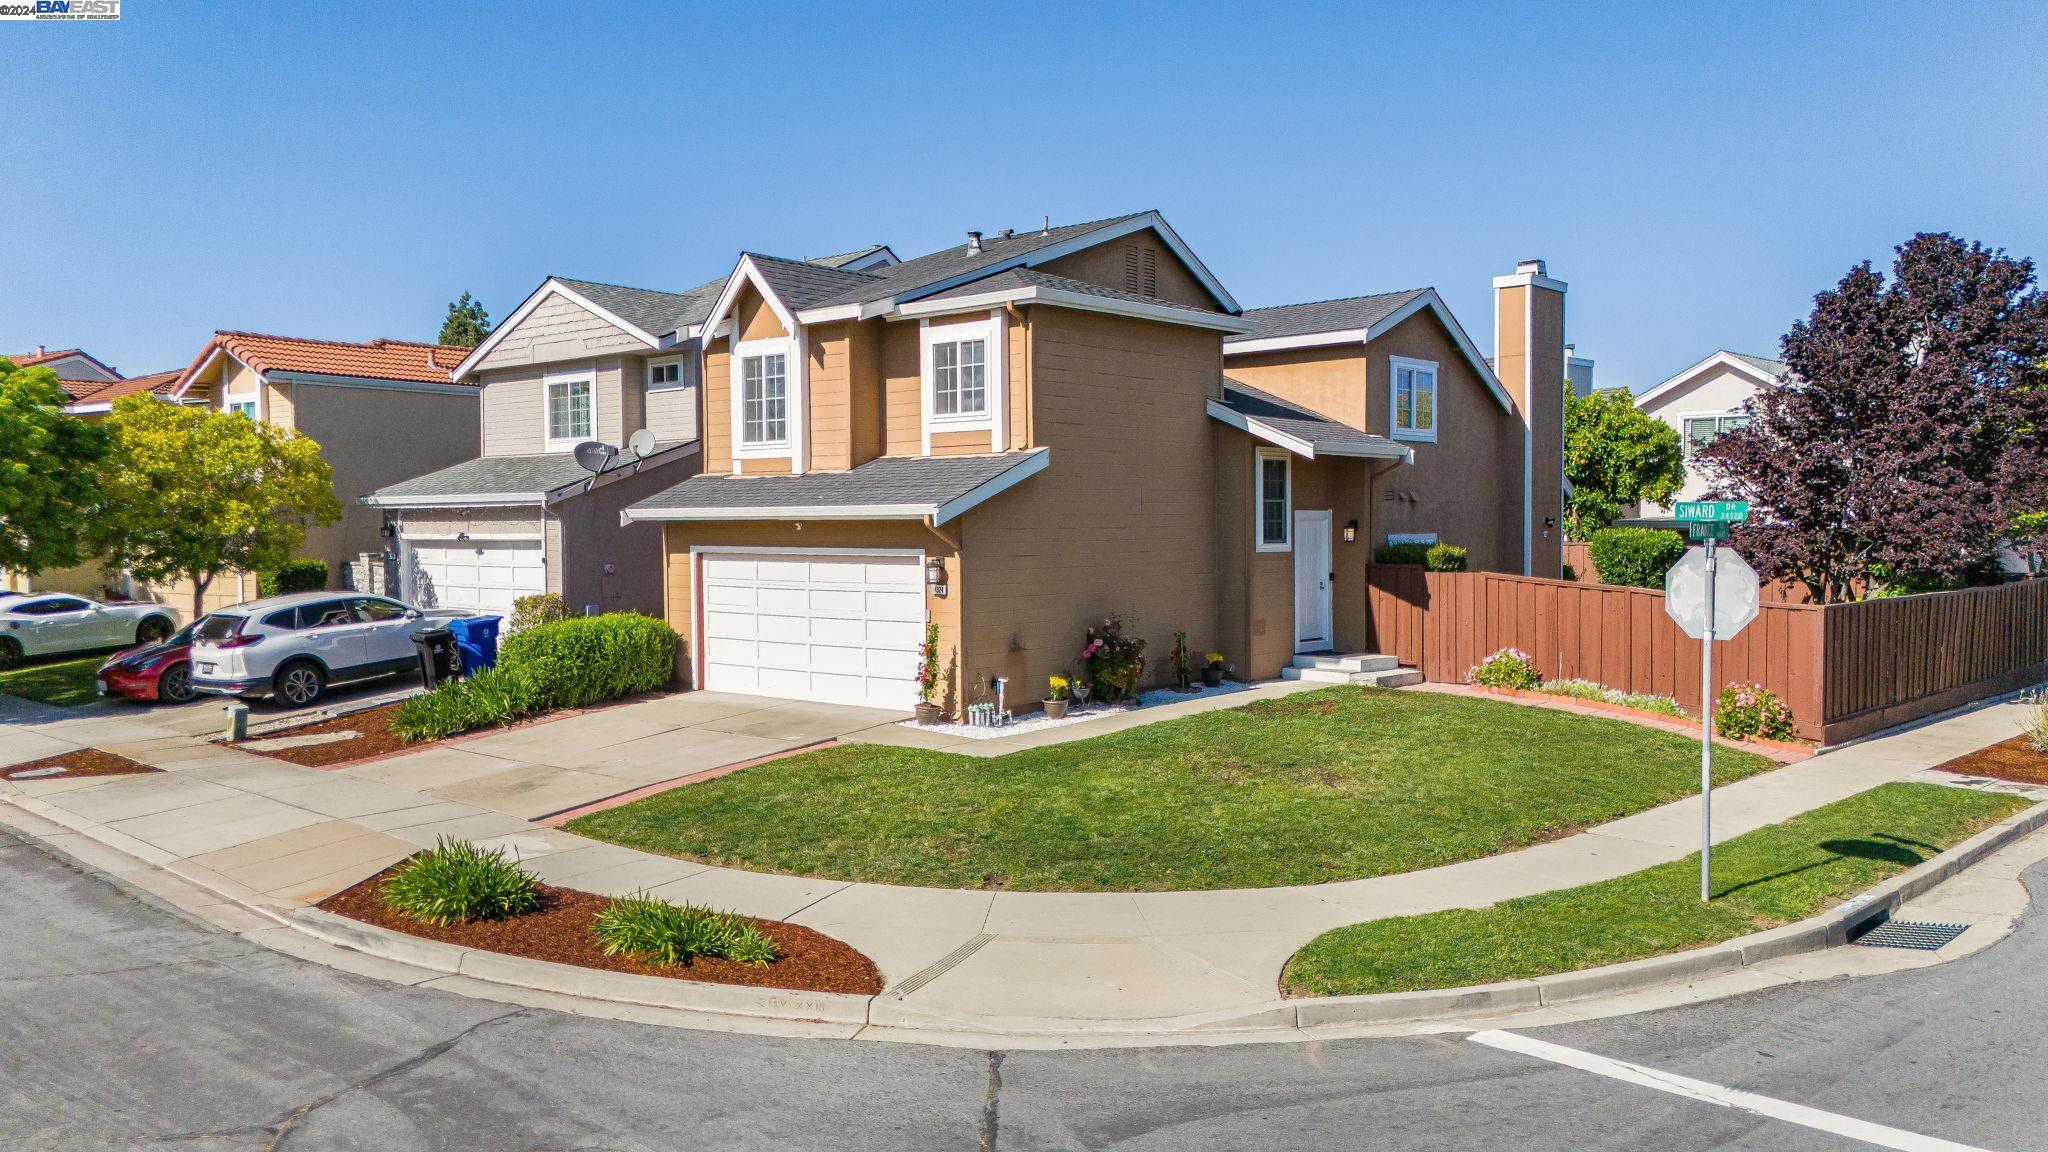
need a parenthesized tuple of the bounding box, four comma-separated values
(611, 212, 1570, 716)
(1630, 349, 1787, 517)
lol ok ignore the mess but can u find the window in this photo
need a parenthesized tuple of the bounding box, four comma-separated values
(930, 337, 987, 417)
(1256, 449, 1291, 552)
(16, 597, 88, 615)
(1390, 356, 1438, 442)
(350, 597, 408, 622)
(741, 352, 788, 445)
(546, 371, 593, 447)
(1683, 413, 1749, 455)
(225, 393, 258, 420)
(195, 615, 244, 643)
(261, 608, 306, 631)
(647, 359, 686, 391)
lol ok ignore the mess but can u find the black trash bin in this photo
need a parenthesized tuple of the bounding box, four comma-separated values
(411, 625, 460, 689)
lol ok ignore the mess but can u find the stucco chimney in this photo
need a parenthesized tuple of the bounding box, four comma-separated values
(966, 230, 983, 255)
(1493, 259, 1568, 578)
(35, 344, 46, 357)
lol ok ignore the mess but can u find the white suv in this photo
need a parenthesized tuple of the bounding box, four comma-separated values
(190, 592, 447, 707)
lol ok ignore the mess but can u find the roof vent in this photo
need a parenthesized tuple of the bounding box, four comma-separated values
(998, 229, 1014, 239)
(1041, 215, 1051, 235)
(35, 344, 46, 357)
(966, 230, 983, 255)
(1517, 259, 1548, 276)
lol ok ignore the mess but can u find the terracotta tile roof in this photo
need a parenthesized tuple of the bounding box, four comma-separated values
(61, 370, 183, 405)
(181, 331, 474, 390)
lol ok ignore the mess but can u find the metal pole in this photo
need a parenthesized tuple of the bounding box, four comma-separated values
(1701, 536, 1717, 902)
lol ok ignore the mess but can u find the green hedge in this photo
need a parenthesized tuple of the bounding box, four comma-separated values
(1373, 542, 1469, 571)
(497, 612, 679, 710)
(258, 559, 329, 597)
(1587, 527, 1687, 589)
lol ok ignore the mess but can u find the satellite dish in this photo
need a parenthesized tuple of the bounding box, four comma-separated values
(627, 428, 657, 459)
(572, 440, 619, 475)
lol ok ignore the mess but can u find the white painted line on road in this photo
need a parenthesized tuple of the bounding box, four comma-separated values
(1468, 1030, 1989, 1152)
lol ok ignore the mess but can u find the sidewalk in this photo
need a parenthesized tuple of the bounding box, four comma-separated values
(1, 685, 2037, 1033)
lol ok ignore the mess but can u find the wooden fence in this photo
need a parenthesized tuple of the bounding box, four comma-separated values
(1366, 566, 2048, 744)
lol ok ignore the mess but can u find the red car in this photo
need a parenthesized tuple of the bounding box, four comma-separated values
(97, 619, 201, 704)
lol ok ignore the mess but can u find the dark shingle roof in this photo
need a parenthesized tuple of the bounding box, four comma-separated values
(803, 213, 1156, 310)
(808, 244, 893, 269)
(743, 253, 886, 312)
(629, 450, 1047, 519)
(916, 267, 1226, 319)
(555, 276, 725, 337)
(1228, 289, 1430, 343)
(364, 444, 693, 504)
(1216, 380, 1410, 459)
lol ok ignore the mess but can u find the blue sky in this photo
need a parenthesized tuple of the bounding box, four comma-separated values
(7, 1, 2046, 391)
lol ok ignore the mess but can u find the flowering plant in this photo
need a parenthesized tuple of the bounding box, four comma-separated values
(1047, 674, 1072, 702)
(914, 622, 941, 705)
(1716, 683, 1794, 741)
(1467, 647, 1540, 690)
(1204, 652, 1226, 670)
(1082, 614, 1147, 702)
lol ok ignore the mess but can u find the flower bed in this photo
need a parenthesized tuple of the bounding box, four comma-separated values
(899, 681, 1251, 741)
(1462, 684, 1810, 758)
(5, 748, 160, 781)
(1933, 735, 2048, 786)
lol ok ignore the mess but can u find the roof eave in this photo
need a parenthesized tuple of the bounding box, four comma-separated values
(895, 286, 1254, 333)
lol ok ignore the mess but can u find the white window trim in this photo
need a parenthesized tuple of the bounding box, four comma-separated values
(918, 312, 1006, 454)
(1255, 447, 1292, 553)
(646, 354, 690, 393)
(1675, 409, 1748, 458)
(729, 335, 804, 468)
(543, 366, 596, 452)
(1389, 355, 1439, 444)
(221, 370, 262, 422)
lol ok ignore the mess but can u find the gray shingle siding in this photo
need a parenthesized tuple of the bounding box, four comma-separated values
(554, 276, 724, 337)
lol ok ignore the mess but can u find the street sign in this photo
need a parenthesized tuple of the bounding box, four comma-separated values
(1686, 521, 1732, 543)
(1674, 500, 1750, 523)
(1664, 546, 1760, 640)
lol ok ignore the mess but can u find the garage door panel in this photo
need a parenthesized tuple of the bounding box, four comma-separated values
(809, 616, 868, 646)
(699, 551, 921, 711)
(757, 586, 810, 612)
(865, 590, 923, 620)
(406, 538, 543, 613)
(867, 618, 921, 648)
(704, 583, 756, 608)
(754, 613, 812, 642)
(808, 588, 867, 613)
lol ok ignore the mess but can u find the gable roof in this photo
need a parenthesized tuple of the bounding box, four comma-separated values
(1222, 287, 1514, 415)
(1635, 349, 1790, 409)
(744, 252, 885, 311)
(60, 369, 183, 409)
(901, 267, 1255, 333)
(808, 244, 898, 270)
(8, 347, 121, 379)
(553, 276, 725, 337)
(172, 331, 471, 398)
(1227, 290, 1431, 344)
(1209, 380, 1412, 461)
(624, 449, 1050, 526)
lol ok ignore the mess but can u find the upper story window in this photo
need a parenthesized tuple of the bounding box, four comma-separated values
(1389, 355, 1438, 443)
(740, 351, 788, 446)
(1256, 448, 1291, 552)
(1683, 413, 1749, 456)
(223, 379, 260, 421)
(225, 396, 258, 420)
(931, 337, 987, 417)
(647, 359, 687, 392)
(545, 368, 593, 449)
(919, 315, 1006, 453)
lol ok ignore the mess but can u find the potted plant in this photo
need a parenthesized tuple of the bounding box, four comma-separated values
(1202, 652, 1226, 688)
(1044, 674, 1072, 720)
(913, 622, 943, 724)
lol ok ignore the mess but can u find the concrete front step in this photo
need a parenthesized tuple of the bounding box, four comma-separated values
(1280, 666, 1423, 687)
(1290, 652, 1401, 674)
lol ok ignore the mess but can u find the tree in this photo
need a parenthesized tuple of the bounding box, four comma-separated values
(0, 358, 109, 575)
(1702, 233, 2048, 602)
(439, 291, 492, 348)
(93, 396, 342, 617)
(1562, 385, 1685, 537)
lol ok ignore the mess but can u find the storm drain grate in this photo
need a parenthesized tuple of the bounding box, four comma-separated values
(1851, 920, 1969, 951)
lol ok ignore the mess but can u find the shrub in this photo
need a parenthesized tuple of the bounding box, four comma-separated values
(2021, 688, 2047, 755)
(1468, 647, 1541, 690)
(498, 612, 678, 710)
(1373, 542, 1468, 571)
(509, 592, 568, 631)
(390, 665, 545, 743)
(1561, 563, 1579, 582)
(1081, 614, 1146, 702)
(915, 622, 941, 705)
(258, 559, 328, 597)
(1537, 678, 1684, 717)
(380, 837, 540, 925)
(1172, 630, 1192, 690)
(1587, 527, 1687, 589)
(591, 892, 777, 967)
(1717, 683, 1795, 741)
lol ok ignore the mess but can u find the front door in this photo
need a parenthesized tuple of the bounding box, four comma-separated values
(1293, 510, 1333, 652)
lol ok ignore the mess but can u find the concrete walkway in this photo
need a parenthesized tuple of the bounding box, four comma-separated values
(1, 684, 2038, 1033)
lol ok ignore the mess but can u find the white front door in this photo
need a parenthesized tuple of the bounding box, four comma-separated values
(404, 539, 545, 613)
(1293, 510, 1333, 653)
(698, 550, 924, 711)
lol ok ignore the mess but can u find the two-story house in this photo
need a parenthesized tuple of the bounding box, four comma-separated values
(168, 332, 481, 611)
(1628, 349, 1786, 518)
(616, 212, 1567, 714)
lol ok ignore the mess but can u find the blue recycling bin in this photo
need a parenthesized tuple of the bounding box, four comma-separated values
(448, 615, 502, 674)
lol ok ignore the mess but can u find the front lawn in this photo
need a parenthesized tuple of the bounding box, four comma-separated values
(0, 653, 112, 707)
(567, 686, 1779, 892)
(1282, 782, 2028, 996)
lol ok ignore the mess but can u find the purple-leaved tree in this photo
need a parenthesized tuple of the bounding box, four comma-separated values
(1699, 233, 2048, 603)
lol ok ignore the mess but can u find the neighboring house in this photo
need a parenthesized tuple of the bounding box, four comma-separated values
(612, 210, 1565, 716)
(362, 274, 736, 615)
(60, 369, 188, 418)
(165, 332, 480, 611)
(1631, 349, 1788, 516)
(8, 345, 122, 384)
(1565, 343, 1596, 397)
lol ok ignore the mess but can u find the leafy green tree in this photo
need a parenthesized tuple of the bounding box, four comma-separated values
(439, 291, 492, 348)
(94, 396, 341, 617)
(1563, 385, 1685, 537)
(0, 358, 109, 575)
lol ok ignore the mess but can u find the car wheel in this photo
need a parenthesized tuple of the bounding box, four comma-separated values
(0, 638, 19, 671)
(135, 616, 173, 646)
(273, 661, 326, 708)
(157, 662, 198, 704)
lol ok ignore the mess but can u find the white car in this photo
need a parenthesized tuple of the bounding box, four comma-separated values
(0, 594, 179, 670)
(190, 592, 463, 707)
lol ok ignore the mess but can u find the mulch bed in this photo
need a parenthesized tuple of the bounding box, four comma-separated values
(5, 748, 161, 781)
(1934, 735, 2048, 786)
(233, 703, 412, 767)
(320, 865, 884, 996)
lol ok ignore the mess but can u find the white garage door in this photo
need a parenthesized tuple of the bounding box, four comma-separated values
(700, 551, 923, 711)
(405, 539, 545, 613)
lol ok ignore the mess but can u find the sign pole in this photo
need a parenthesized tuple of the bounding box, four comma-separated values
(1700, 535, 1717, 902)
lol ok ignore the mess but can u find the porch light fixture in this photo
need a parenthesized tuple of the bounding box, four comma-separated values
(1343, 520, 1358, 543)
(924, 556, 949, 597)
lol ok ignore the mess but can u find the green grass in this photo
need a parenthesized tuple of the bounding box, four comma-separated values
(567, 686, 1779, 892)
(0, 653, 114, 707)
(1282, 782, 2029, 996)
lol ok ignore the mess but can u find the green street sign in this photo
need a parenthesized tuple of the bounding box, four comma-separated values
(1675, 500, 1750, 523)
(1686, 521, 1732, 542)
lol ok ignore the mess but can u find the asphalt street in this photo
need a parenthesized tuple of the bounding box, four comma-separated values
(3, 823, 2040, 1151)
